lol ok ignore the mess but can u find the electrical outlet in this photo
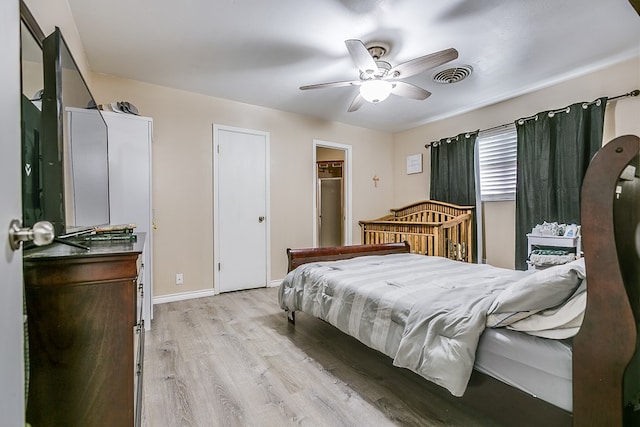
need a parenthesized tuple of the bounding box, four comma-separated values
(176, 273, 183, 285)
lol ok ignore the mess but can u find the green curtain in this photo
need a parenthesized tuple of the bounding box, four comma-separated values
(430, 132, 478, 206)
(514, 98, 607, 270)
(430, 132, 478, 262)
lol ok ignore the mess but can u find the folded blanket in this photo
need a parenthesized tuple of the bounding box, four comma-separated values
(505, 281, 586, 339)
(528, 249, 576, 267)
(487, 259, 586, 335)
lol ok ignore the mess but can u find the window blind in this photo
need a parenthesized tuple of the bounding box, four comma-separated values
(477, 124, 517, 201)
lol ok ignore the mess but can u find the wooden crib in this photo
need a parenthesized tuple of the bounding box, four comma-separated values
(359, 200, 474, 262)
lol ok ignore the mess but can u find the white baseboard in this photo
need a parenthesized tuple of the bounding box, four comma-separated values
(269, 279, 283, 288)
(153, 288, 216, 305)
(154, 281, 282, 305)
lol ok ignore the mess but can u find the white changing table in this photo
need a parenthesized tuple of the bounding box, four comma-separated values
(526, 234, 582, 270)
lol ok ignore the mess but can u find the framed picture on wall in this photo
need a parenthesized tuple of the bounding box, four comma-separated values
(406, 153, 422, 174)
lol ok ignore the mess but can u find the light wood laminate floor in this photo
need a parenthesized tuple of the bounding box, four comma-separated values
(142, 287, 501, 427)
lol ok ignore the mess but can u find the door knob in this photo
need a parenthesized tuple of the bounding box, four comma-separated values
(258, 216, 265, 223)
(8, 219, 54, 251)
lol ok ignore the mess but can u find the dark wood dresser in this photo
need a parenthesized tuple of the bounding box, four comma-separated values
(24, 234, 146, 427)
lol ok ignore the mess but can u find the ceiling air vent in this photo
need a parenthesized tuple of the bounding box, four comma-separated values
(432, 65, 473, 84)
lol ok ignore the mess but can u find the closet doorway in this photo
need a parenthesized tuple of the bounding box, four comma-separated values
(313, 140, 352, 247)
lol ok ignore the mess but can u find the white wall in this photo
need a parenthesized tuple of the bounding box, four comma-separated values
(89, 74, 394, 296)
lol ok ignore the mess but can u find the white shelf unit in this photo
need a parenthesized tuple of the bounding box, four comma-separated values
(526, 234, 582, 271)
(103, 110, 154, 330)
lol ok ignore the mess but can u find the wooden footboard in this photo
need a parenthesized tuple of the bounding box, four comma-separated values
(574, 134, 640, 426)
(359, 200, 474, 262)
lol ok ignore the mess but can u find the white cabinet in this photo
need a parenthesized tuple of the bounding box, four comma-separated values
(103, 111, 154, 330)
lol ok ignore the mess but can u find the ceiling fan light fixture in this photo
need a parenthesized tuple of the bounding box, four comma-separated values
(359, 80, 392, 103)
(300, 39, 458, 112)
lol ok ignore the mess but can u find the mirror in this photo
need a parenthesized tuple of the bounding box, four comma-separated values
(20, 18, 45, 229)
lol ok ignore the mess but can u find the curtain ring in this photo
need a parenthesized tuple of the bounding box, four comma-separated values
(548, 111, 554, 118)
(582, 103, 588, 109)
(517, 119, 525, 125)
(595, 99, 601, 106)
(565, 106, 570, 113)
(465, 133, 470, 138)
(534, 114, 538, 121)
(446, 138, 452, 144)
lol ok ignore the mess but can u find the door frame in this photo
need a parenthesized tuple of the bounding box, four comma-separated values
(212, 124, 270, 294)
(312, 139, 352, 246)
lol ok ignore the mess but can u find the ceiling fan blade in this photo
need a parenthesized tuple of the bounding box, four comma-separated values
(390, 81, 431, 100)
(299, 80, 361, 90)
(345, 39, 378, 74)
(347, 94, 364, 112)
(388, 48, 459, 79)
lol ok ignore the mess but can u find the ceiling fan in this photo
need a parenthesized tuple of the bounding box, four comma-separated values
(300, 39, 458, 112)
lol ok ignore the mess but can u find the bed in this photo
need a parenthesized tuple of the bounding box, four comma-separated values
(358, 199, 474, 262)
(279, 134, 640, 426)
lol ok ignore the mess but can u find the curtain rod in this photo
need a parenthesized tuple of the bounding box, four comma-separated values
(610, 89, 640, 101)
(424, 89, 639, 149)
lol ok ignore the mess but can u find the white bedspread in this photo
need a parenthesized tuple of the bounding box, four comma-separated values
(279, 253, 586, 397)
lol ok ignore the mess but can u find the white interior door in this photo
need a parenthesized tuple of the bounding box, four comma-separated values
(1, 1, 26, 424)
(214, 125, 269, 293)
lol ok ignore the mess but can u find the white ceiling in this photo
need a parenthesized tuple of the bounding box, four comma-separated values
(67, 0, 640, 133)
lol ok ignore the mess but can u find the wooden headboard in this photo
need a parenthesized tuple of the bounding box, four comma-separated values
(287, 242, 410, 272)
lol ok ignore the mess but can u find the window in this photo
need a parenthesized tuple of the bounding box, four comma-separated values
(477, 124, 517, 201)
